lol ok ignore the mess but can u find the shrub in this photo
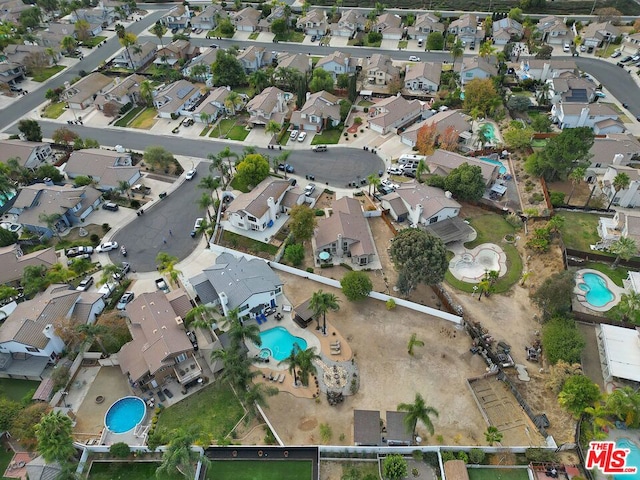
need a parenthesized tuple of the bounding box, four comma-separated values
(315, 209, 325, 216)
(386, 298, 396, 310)
(354, 117, 363, 125)
(89, 234, 100, 244)
(109, 442, 130, 458)
(363, 107, 369, 113)
(549, 191, 565, 207)
(542, 316, 585, 364)
(469, 448, 485, 464)
(441, 451, 455, 462)
(130, 199, 140, 209)
(170, 113, 179, 120)
(306, 267, 314, 273)
(457, 451, 469, 463)
(101, 223, 110, 233)
(119, 102, 132, 115)
(340, 271, 373, 301)
(284, 243, 305, 267)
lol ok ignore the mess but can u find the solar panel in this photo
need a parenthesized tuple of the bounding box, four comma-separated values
(176, 86, 192, 99)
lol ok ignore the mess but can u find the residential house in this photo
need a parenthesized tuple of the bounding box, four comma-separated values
(232, 7, 261, 32)
(314, 196, 377, 267)
(0, 61, 26, 86)
(275, 52, 311, 75)
(296, 9, 328, 36)
(225, 177, 293, 232)
(238, 46, 273, 72)
(365, 54, 400, 86)
(367, 94, 425, 135)
(61, 72, 114, 110)
(373, 13, 403, 40)
(101, 0, 134, 19)
(315, 51, 356, 79)
(153, 79, 202, 119)
(516, 58, 577, 81)
(400, 110, 472, 148)
(582, 21, 620, 48)
(118, 290, 202, 389)
(160, 4, 192, 29)
(551, 102, 623, 133)
(404, 62, 441, 93)
(457, 56, 496, 85)
(0, 244, 57, 285)
(535, 15, 571, 45)
(425, 149, 499, 186)
(492, 17, 523, 45)
(192, 86, 248, 123)
(585, 134, 640, 180)
(11, 183, 102, 237)
(154, 39, 199, 67)
(190, 252, 283, 318)
(547, 74, 598, 103)
(380, 181, 460, 226)
(409, 12, 444, 41)
(447, 13, 483, 45)
(191, 4, 226, 31)
(3, 44, 61, 68)
(112, 41, 156, 70)
(331, 9, 365, 38)
(602, 165, 640, 208)
(246, 86, 291, 127)
(598, 210, 640, 248)
(258, 5, 287, 32)
(0, 140, 52, 169)
(182, 48, 221, 86)
(33, 23, 75, 49)
(623, 32, 640, 54)
(0, 284, 104, 361)
(0, 0, 30, 24)
(64, 148, 140, 191)
(290, 90, 341, 133)
(94, 73, 146, 112)
(71, 8, 109, 32)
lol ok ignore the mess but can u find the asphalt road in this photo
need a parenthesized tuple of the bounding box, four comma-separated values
(107, 160, 209, 271)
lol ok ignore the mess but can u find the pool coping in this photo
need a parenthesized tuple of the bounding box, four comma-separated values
(574, 269, 625, 313)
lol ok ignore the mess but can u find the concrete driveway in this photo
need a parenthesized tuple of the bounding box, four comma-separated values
(107, 161, 209, 272)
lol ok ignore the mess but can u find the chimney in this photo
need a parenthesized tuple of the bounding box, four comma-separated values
(613, 153, 625, 165)
(267, 196, 277, 221)
(276, 93, 284, 113)
(43, 324, 54, 339)
(412, 204, 424, 225)
(175, 316, 183, 325)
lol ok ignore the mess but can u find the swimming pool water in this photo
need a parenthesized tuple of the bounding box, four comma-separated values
(614, 438, 640, 479)
(259, 326, 307, 361)
(479, 157, 507, 175)
(0, 190, 16, 208)
(579, 272, 615, 307)
(105, 396, 146, 434)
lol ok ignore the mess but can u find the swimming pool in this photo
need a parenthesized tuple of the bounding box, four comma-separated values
(479, 157, 507, 175)
(0, 190, 16, 208)
(480, 123, 497, 141)
(104, 396, 146, 434)
(259, 326, 307, 361)
(614, 438, 640, 479)
(578, 272, 615, 307)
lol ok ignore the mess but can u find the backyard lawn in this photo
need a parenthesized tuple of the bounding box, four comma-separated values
(0, 378, 39, 402)
(311, 129, 342, 145)
(220, 230, 279, 256)
(556, 211, 601, 252)
(87, 462, 181, 480)
(42, 101, 66, 119)
(114, 106, 144, 127)
(156, 381, 244, 443)
(207, 460, 312, 480)
(128, 108, 158, 129)
(31, 65, 65, 82)
(445, 214, 523, 294)
(467, 467, 530, 480)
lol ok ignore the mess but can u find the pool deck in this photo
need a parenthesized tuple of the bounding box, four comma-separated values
(448, 242, 508, 283)
(573, 268, 625, 313)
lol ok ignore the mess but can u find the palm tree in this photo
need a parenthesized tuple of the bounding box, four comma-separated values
(114, 23, 125, 39)
(75, 323, 111, 355)
(415, 159, 429, 183)
(484, 426, 503, 445)
(243, 382, 278, 422)
(117, 180, 131, 199)
(478, 40, 496, 60)
(610, 237, 637, 268)
(605, 386, 640, 428)
(614, 291, 640, 323)
(309, 289, 340, 335)
(138, 80, 153, 107)
(397, 393, 439, 437)
(275, 150, 291, 177)
(61, 36, 78, 55)
(566, 166, 587, 205)
(218, 146, 239, 178)
(228, 317, 262, 348)
(584, 403, 613, 440)
(184, 304, 218, 332)
(199, 175, 221, 202)
(265, 120, 281, 139)
(248, 69, 270, 93)
(156, 429, 210, 479)
(150, 22, 166, 65)
(156, 252, 181, 286)
(295, 346, 320, 386)
(197, 192, 216, 224)
(118, 32, 138, 70)
(477, 277, 491, 300)
(45, 48, 58, 66)
(39, 213, 63, 240)
(190, 63, 208, 82)
(279, 349, 300, 386)
(450, 39, 464, 69)
(367, 173, 380, 195)
(607, 172, 631, 209)
(224, 91, 243, 115)
(407, 333, 424, 356)
(476, 124, 492, 150)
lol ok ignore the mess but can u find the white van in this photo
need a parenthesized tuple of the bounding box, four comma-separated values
(98, 282, 117, 299)
(398, 154, 427, 164)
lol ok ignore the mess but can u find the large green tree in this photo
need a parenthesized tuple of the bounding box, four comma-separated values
(211, 50, 246, 87)
(340, 271, 373, 301)
(144, 145, 174, 170)
(443, 163, 486, 202)
(308, 68, 334, 93)
(0, 227, 18, 247)
(558, 375, 601, 418)
(35, 411, 75, 463)
(288, 204, 317, 243)
(525, 127, 594, 181)
(18, 119, 43, 142)
(531, 270, 574, 320)
(609, 236, 637, 268)
(397, 393, 439, 437)
(382, 454, 408, 480)
(463, 78, 501, 117)
(235, 154, 269, 189)
(389, 229, 448, 294)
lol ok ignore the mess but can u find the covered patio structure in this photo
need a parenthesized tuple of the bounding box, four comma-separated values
(293, 298, 315, 329)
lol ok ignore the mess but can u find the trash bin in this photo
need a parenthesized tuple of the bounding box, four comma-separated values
(159, 192, 167, 199)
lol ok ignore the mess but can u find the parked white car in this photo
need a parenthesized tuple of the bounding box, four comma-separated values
(381, 179, 399, 190)
(290, 130, 299, 140)
(409, 55, 420, 62)
(387, 167, 403, 176)
(298, 132, 307, 142)
(95, 241, 118, 253)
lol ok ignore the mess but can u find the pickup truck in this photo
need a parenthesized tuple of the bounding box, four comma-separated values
(131, 184, 151, 195)
(155, 278, 170, 293)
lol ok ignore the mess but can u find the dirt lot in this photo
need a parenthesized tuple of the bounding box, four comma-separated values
(547, 180, 595, 208)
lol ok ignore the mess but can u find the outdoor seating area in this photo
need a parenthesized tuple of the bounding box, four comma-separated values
(263, 371, 286, 383)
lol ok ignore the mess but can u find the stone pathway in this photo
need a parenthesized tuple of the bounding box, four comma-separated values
(314, 355, 359, 396)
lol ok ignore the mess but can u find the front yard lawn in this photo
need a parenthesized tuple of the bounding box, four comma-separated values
(227, 125, 250, 141)
(210, 118, 248, 140)
(42, 101, 66, 119)
(128, 108, 158, 129)
(88, 462, 181, 480)
(81, 36, 106, 48)
(275, 31, 305, 42)
(208, 26, 234, 38)
(156, 381, 244, 443)
(114, 106, 144, 127)
(556, 211, 601, 252)
(229, 173, 251, 193)
(311, 128, 343, 145)
(30, 65, 65, 82)
(207, 460, 313, 480)
(0, 378, 39, 401)
(221, 230, 279, 256)
(398, 40, 408, 49)
(248, 32, 259, 40)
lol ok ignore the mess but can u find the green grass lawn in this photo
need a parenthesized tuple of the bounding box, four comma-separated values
(156, 381, 244, 443)
(0, 446, 14, 480)
(234, 86, 255, 98)
(227, 125, 250, 141)
(31, 65, 65, 82)
(275, 31, 305, 43)
(445, 214, 523, 294)
(81, 36, 106, 47)
(582, 262, 629, 287)
(311, 128, 342, 145)
(114, 106, 144, 127)
(248, 32, 259, 40)
(467, 467, 530, 480)
(208, 27, 234, 38)
(200, 126, 212, 136)
(221, 230, 279, 256)
(87, 462, 182, 480)
(530, 138, 548, 149)
(128, 108, 158, 129)
(0, 378, 39, 402)
(42, 101, 66, 119)
(358, 100, 374, 107)
(207, 460, 313, 480)
(556, 211, 601, 252)
(230, 174, 251, 193)
(398, 40, 408, 49)
(210, 118, 249, 140)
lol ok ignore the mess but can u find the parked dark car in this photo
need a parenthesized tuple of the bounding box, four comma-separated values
(278, 163, 294, 173)
(187, 330, 199, 351)
(102, 202, 119, 211)
(404, 170, 416, 178)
